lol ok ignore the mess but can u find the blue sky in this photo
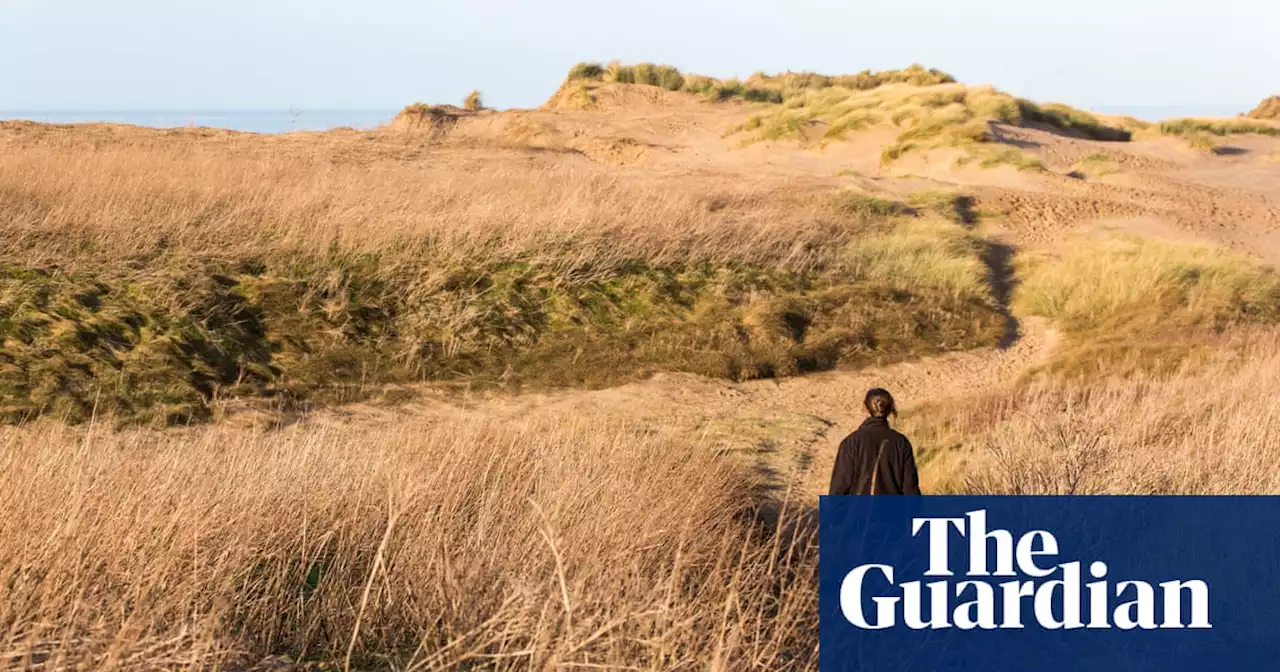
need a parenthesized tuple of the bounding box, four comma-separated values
(3, 0, 1277, 112)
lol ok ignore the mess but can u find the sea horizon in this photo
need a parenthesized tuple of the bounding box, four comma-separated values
(0, 109, 402, 135)
(0, 103, 1256, 135)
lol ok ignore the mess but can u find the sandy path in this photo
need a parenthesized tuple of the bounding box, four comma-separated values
(293, 314, 1057, 503)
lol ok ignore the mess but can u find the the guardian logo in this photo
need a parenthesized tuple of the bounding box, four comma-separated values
(841, 510, 1212, 631)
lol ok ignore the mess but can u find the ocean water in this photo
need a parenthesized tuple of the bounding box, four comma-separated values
(0, 109, 399, 135)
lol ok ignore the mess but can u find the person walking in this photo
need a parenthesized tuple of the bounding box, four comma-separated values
(829, 388, 921, 495)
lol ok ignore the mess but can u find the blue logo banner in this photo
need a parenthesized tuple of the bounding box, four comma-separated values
(819, 496, 1280, 671)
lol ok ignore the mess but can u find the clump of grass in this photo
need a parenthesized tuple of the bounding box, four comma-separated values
(390, 102, 470, 131)
(463, 89, 483, 111)
(746, 64, 956, 93)
(1017, 235, 1280, 329)
(1160, 117, 1280, 150)
(971, 146, 1047, 172)
(602, 61, 686, 91)
(845, 217, 990, 299)
(0, 250, 1004, 422)
(1014, 235, 1280, 376)
(1185, 131, 1220, 153)
(1014, 100, 1133, 141)
(907, 190, 977, 224)
(831, 190, 911, 220)
(0, 263, 276, 426)
(1074, 151, 1121, 177)
(566, 61, 605, 80)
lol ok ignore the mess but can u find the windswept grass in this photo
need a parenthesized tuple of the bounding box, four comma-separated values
(0, 130, 1004, 424)
(1159, 117, 1280, 150)
(730, 83, 1131, 164)
(0, 417, 818, 670)
(902, 330, 1280, 495)
(564, 63, 952, 105)
(744, 64, 956, 92)
(1015, 100, 1133, 142)
(1014, 235, 1280, 376)
(845, 217, 989, 299)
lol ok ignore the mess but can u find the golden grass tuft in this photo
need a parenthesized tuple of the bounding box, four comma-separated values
(463, 90, 484, 111)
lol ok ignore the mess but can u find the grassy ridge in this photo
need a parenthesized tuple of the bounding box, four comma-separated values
(1, 251, 1002, 425)
(0, 140, 1004, 425)
(731, 83, 1130, 166)
(1156, 117, 1280, 152)
(564, 61, 954, 104)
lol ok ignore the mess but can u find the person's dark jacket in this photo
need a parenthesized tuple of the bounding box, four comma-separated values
(829, 416, 921, 495)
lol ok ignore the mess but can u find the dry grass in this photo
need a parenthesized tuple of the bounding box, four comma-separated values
(903, 330, 1280, 495)
(843, 216, 989, 298)
(0, 416, 817, 670)
(1158, 117, 1280, 150)
(463, 91, 483, 112)
(1013, 234, 1280, 376)
(0, 131, 831, 271)
(564, 63, 953, 105)
(0, 124, 1004, 423)
(1016, 235, 1280, 330)
(8, 60, 1280, 672)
